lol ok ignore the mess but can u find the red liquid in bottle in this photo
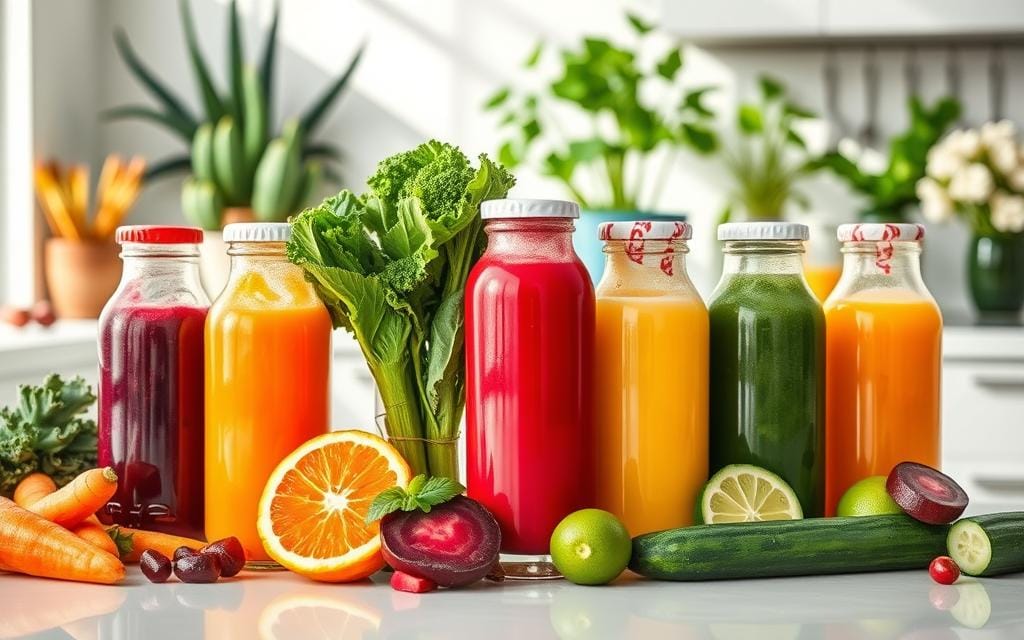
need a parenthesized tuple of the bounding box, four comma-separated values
(466, 218, 595, 555)
(98, 305, 207, 539)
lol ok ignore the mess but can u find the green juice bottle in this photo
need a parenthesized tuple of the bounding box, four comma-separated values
(708, 222, 825, 517)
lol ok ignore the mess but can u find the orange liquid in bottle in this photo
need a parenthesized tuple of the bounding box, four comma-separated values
(824, 289, 942, 514)
(205, 264, 331, 561)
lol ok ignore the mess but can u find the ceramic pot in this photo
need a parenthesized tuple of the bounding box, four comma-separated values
(44, 238, 122, 319)
(575, 210, 688, 283)
(968, 232, 1024, 315)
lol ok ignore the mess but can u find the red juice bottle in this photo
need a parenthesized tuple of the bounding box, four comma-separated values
(97, 226, 209, 539)
(465, 198, 594, 577)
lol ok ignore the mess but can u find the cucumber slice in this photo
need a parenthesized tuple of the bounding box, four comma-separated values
(947, 520, 992, 576)
(700, 464, 803, 524)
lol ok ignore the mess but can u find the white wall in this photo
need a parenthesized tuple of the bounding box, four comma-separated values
(37, 0, 1024, 316)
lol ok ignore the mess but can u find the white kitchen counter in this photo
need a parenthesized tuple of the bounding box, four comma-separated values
(1, 565, 1021, 639)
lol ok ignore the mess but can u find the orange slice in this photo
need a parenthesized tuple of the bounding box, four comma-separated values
(257, 430, 412, 582)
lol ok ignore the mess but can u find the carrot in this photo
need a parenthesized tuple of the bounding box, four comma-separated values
(13, 473, 57, 508)
(73, 520, 119, 557)
(28, 467, 118, 529)
(0, 497, 124, 584)
(109, 526, 206, 563)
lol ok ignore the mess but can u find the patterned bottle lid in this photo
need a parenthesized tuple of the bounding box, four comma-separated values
(223, 223, 292, 242)
(480, 198, 579, 219)
(837, 223, 925, 242)
(718, 222, 809, 241)
(598, 220, 692, 241)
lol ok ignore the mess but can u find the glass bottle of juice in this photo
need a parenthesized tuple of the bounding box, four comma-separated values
(205, 223, 331, 565)
(98, 226, 209, 539)
(709, 222, 825, 517)
(594, 221, 708, 536)
(825, 223, 942, 514)
(466, 198, 594, 578)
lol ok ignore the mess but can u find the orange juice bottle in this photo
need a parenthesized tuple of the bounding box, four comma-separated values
(825, 223, 942, 515)
(205, 223, 331, 564)
(594, 221, 709, 536)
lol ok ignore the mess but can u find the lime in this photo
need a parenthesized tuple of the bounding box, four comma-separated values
(549, 509, 631, 585)
(836, 476, 902, 517)
(699, 464, 803, 524)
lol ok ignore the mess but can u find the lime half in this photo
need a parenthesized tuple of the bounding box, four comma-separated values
(700, 464, 803, 523)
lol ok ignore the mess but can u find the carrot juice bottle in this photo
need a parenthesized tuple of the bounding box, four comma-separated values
(205, 223, 331, 565)
(825, 223, 942, 515)
(594, 221, 708, 536)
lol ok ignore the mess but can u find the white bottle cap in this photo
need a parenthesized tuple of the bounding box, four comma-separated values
(480, 198, 580, 220)
(718, 221, 809, 241)
(837, 223, 925, 242)
(223, 223, 292, 242)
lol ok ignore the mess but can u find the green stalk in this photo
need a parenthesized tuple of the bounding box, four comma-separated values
(374, 362, 429, 476)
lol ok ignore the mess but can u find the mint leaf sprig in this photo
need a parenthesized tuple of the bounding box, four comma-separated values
(366, 474, 466, 524)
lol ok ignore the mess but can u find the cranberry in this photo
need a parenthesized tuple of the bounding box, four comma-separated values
(201, 537, 246, 577)
(174, 553, 222, 584)
(140, 549, 173, 583)
(929, 556, 961, 585)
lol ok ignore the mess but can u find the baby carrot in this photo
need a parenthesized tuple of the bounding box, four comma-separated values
(108, 526, 206, 563)
(0, 497, 124, 584)
(13, 473, 57, 508)
(73, 519, 119, 557)
(28, 468, 118, 529)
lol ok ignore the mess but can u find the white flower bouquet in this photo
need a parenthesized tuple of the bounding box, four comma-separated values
(918, 120, 1024, 235)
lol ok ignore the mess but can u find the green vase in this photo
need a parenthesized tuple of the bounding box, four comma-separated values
(967, 232, 1024, 314)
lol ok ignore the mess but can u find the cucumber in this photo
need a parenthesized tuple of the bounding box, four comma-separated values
(947, 512, 1024, 577)
(629, 514, 948, 581)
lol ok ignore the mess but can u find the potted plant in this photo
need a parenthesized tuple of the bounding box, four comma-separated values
(918, 120, 1024, 317)
(34, 156, 144, 318)
(107, 0, 363, 295)
(484, 13, 717, 280)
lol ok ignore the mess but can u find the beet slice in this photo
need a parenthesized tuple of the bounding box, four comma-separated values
(380, 496, 501, 587)
(887, 462, 969, 525)
(390, 570, 438, 593)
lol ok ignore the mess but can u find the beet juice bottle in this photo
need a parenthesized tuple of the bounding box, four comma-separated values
(98, 226, 209, 539)
(466, 198, 595, 578)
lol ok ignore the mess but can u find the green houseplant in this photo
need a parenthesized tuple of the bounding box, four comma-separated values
(484, 13, 717, 279)
(810, 97, 960, 222)
(108, 0, 363, 229)
(717, 76, 817, 222)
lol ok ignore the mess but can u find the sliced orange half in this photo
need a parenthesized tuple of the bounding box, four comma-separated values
(257, 430, 412, 582)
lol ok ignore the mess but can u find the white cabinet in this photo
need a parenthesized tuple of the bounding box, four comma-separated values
(942, 326, 1024, 508)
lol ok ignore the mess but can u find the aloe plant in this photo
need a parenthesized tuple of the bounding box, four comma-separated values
(108, 0, 364, 228)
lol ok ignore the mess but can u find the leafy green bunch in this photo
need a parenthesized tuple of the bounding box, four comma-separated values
(485, 13, 717, 211)
(109, 0, 363, 228)
(809, 97, 961, 220)
(0, 375, 98, 496)
(287, 141, 515, 479)
(719, 76, 817, 222)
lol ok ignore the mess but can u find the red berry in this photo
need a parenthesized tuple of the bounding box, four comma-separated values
(174, 553, 222, 583)
(390, 570, 438, 593)
(929, 556, 961, 585)
(1, 307, 30, 328)
(140, 549, 173, 583)
(30, 301, 55, 327)
(173, 546, 200, 563)
(201, 537, 246, 577)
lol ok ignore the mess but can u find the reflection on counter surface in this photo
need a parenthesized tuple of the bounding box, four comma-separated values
(1, 569, 1022, 639)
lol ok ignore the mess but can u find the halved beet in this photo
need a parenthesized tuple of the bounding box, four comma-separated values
(380, 496, 501, 588)
(887, 462, 969, 525)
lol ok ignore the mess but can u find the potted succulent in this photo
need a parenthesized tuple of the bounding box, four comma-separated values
(918, 120, 1024, 316)
(484, 13, 717, 280)
(108, 0, 362, 295)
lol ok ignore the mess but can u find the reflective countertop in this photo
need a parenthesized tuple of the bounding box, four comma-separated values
(1, 567, 1022, 639)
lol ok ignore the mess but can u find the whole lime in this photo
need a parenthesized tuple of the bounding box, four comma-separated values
(549, 509, 631, 585)
(837, 476, 903, 517)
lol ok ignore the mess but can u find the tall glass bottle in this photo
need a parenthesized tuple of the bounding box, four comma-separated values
(708, 222, 825, 517)
(825, 223, 942, 514)
(594, 221, 708, 535)
(205, 223, 331, 565)
(465, 198, 594, 578)
(98, 226, 208, 539)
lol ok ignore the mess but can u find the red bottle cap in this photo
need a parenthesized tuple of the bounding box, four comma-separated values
(116, 226, 203, 244)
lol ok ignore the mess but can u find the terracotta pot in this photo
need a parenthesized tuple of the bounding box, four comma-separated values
(44, 238, 122, 319)
(199, 207, 256, 299)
